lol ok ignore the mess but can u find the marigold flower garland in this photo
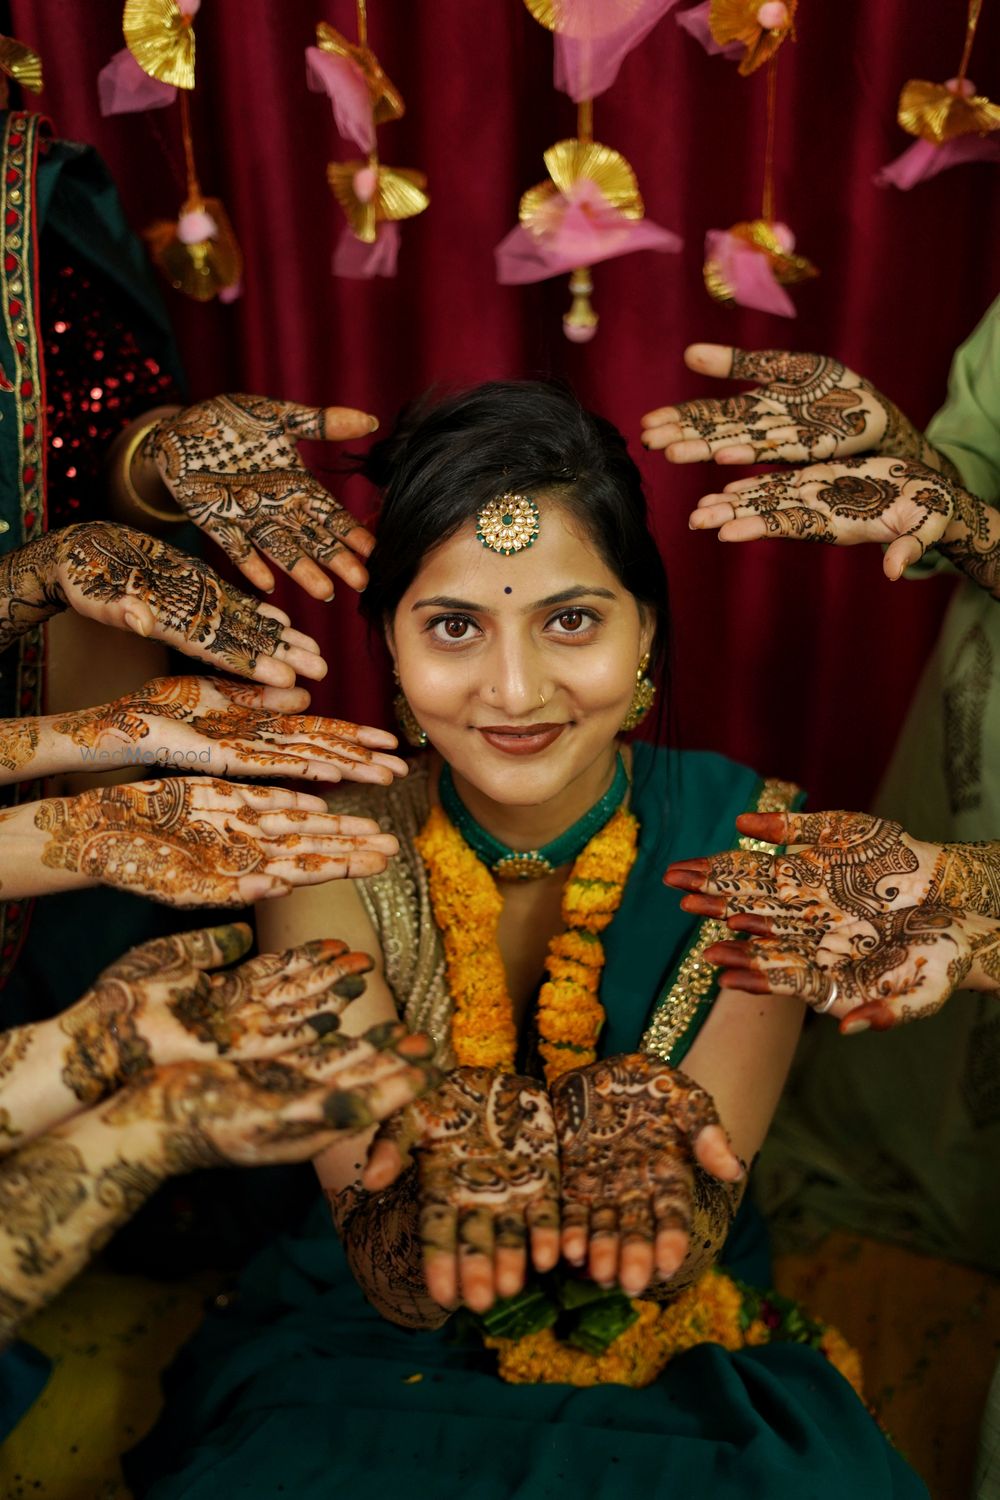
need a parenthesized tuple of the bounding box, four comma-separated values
(414, 802, 638, 1078)
(416, 788, 863, 1396)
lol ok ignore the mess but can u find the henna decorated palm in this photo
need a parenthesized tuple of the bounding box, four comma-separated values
(57, 926, 379, 1106)
(689, 456, 962, 580)
(641, 345, 930, 468)
(364, 1066, 561, 1313)
(704, 902, 1000, 1033)
(51, 676, 405, 785)
(27, 778, 399, 906)
(0, 523, 327, 687)
(551, 1055, 742, 1298)
(147, 395, 378, 599)
(666, 809, 1000, 928)
(97, 1022, 441, 1170)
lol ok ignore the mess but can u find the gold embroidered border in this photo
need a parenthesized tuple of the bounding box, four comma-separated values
(0, 111, 49, 986)
(640, 777, 800, 1064)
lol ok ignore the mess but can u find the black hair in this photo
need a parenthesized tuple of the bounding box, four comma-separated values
(359, 381, 671, 697)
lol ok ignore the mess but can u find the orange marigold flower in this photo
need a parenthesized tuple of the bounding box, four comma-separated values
(819, 1328, 864, 1399)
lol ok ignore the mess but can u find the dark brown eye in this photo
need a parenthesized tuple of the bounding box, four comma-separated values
(557, 610, 585, 631)
(443, 617, 469, 638)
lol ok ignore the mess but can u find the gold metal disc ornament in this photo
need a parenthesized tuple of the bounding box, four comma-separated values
(476, 494, 540, 555)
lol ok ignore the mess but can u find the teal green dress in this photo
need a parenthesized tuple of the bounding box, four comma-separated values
(127, 746, 926, 1500)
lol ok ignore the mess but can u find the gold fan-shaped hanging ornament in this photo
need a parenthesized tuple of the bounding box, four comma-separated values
(522, 0, 645, 35)
(898, 78, 1000, 144)
(145, 194, 242, 301)
(315, 20, 404, 124)
(124, 0, 196, 89)
(709, 0, 797, 76)
(0, 37, 43, 93)
(520, 137, 644, 228)
(327, 161, 429, 243)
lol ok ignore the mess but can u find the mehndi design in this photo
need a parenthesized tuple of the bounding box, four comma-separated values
(146, 394, 377, 598)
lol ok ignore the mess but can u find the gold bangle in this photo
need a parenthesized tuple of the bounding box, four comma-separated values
(118, 414, 186, 524)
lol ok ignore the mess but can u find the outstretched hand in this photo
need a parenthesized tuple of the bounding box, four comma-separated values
(21, 777, 399, 906)
(687, 455, 959, 579)
(641, 344, 926, 467)
(551, 1054, 742, 1299)
(147, 394, 379, 599)
(58, 925, 381, 1105)
(51, 676, 406, 785)
(704, 903, 1000, 1034)
(363, 1067, 561, 1313)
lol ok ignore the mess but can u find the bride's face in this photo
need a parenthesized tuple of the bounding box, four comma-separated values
(390, 500, 653, 808)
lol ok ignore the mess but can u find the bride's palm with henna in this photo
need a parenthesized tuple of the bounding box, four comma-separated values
(364, 1067, 560, 1313)
(551, 1055, 742, 1298)
(640, 345, 924, 467)
(147, 395, 379, 599)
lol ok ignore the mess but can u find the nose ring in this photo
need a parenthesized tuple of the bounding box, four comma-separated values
(539, 690, 547, 708)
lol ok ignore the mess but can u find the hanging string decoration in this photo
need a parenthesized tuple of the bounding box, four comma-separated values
(875, 1, 1000, 190)
(0, 35, 44, 105)
(497, 1, 681, 342)
(690, 3, 815, 317)
(98, 0, 242, 302)
(307, 2, 428, 280)
(676, 0, 795, 73)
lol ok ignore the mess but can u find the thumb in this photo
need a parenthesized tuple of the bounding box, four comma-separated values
(361, 1099, 426, 1189)
(883, 534, 923, 581)
(117, 598, 156, 639)
(684, 343, 741, 381)
(278, 403, 378, 443)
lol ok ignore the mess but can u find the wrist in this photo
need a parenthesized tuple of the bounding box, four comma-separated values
(0, 794, 99, 898)
(107, 408, 185, 530)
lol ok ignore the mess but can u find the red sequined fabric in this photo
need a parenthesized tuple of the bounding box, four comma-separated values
(41, 249, 180, 531)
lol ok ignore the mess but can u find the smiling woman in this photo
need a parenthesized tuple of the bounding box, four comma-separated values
(130, 384, 927, 1500)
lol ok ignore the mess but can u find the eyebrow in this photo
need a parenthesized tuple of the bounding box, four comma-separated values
(410, 586, 618, 613)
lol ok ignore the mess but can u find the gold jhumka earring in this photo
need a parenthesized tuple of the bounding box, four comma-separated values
(620, 653, 656, 732)
(393, 671, 428, 748)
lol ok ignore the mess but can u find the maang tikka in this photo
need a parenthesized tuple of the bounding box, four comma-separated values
(476, 493, 540, 555)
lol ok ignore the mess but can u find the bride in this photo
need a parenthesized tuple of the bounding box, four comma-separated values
(131, 381, 926, 1498)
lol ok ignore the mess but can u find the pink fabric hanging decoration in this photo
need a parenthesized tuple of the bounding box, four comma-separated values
(496, 176, 680, 284)
(98, 46, 177, 115)
(703, 223, 805, 316)
(675, 3, 743, 59)
(548, 0, 681, 101)
(333, 221, 401, 279)
(874, 133, 1000, 189)
(305, 47, 376, 153)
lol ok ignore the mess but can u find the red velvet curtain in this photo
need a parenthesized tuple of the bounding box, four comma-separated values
(12, 0, 1000, 807)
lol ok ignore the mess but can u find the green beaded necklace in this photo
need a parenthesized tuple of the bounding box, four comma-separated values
(438, 752, 629, 881)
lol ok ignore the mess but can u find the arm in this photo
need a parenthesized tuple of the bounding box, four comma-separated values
(0, 1031, 438, 1348)
(257, 878, 448, 1329)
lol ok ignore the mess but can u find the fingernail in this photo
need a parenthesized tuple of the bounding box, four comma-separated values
(323, 588, 335, 602)
(124, 610, 148, 638)
(322, 1091, 374, 1130)
(841, 1018, 870, 1036)
(368, 415, 379, 433)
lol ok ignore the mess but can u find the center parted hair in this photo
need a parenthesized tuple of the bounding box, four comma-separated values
(358, 379, 671, 683)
